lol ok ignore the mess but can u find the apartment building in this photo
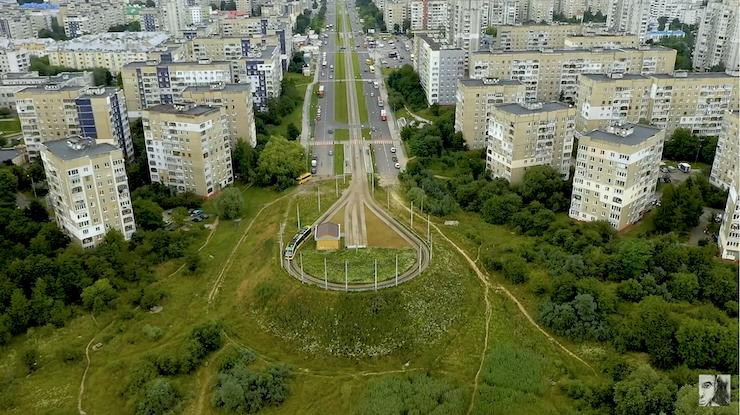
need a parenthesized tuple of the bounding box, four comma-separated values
(648, 0, 705, 25)
(709, 110, 739, 191)
(487, 0, 519, 26)
(186, 34, 290, 69)
(0, 71, 93, 110)
(384, 1, 410, 29)
(40, 137, 136, 248)
(58, 1, 127, 38)
(526, 0, 554, 24)
(414, 35, 466, 105)
(486, 102, 576, 183)
(718, 181, 740, 260)
(211, 18, 292, 70)
(454, 78, 527, 149)
(575, 71, 739, 136)
(692, 0, 740, 73)
(48, 32, 172, 75)
(15, 84, 134, 160)
(142, 103, 234, 197)
(606, 0, 650, 42)
(182, 83, 257, 147)
(140, 9, 162, 32)
(558, 0, 585, 19)
(232, 46, 282, 109)
(563, 34, 639, 49)
(448, 0, 484, 53)
(409, 0, 449, 31)
(121, 59, 236, 117)
(569, 123, 664, 230)
(469, 46, 677, 102)
(161, 0, 188, 35)
(492, 24, 612, 51)
(0, 47, 30, 74)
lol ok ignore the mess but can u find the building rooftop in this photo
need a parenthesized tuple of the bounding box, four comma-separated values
(0, 149, 21, 164)
(315, 222, 340, 239)
(17, 84, 84, 94)
(146, 103, 221, 116)
(586, 123, 662, 146)
(183, 83, 250, 93)
(418, 34, 461, 51)
(581, 73, 650, 81)
(43, 137, 119, 161)
(78, 87, 118, 99)
(495, 101, 571, 115)
(124, 59, 233, 68)
(459, 78, 523, 87)
(477, 46, 673, 56)
(651, 71, 736, 79)
(49, 32, 170, 53)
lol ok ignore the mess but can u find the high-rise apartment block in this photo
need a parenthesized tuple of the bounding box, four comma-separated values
(121, 59, 236, 117)
(717, 181, 740, 260)
(40, 137, 136, 248)
(233, 46, 283, 110)
(58, 1, 127, 38)
(469, 47, 677, 102)
(414, 35, 466, 105)
(0, 71, 94, 110)
(454, 78, 526, 149)
(409, 0, 449, 31)
(606, 0, 650, 42)
(569, 123, 665, 230)
(563, 35, 639, 49)
(142, 103, 234, 197)
(215, 17, 292, 69)
(710, 110, 739, 191)
(0, 2, 55, 39)
(486, 102, 576, 182)
(383, 1, 410, 29)
(448, 0, 483, 53)
(182, 82, 257, 147)
(48, 32, 172, 75)
(692, 0, 740, 73)
(493, 24, 620, 51)
(15, 85, 133, 161)
(575, 71, 739, 136)
(140, 9, 163, 32)
(487, 0, 519, 26)
(0, 47, 30, 74)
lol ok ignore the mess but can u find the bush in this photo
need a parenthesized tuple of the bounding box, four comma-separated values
(139, 287, 166, 309)
(216, 187, 245, 220)
(501, 255, 529, 284)
(57, 344, 84, 363)
(211, 365, 292, 414)
(21, 348, 39, 372)
(142, 325, 164, 341)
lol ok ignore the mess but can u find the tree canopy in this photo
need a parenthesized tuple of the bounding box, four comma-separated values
(216, 188, 245, 220)
(255, 136, 305, 190)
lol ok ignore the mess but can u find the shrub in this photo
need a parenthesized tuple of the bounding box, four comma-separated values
(57, 344, 84, 363)
(142, 325, 164, 341)
(139, 287, 166, 310)
(211, 365, 292, 414)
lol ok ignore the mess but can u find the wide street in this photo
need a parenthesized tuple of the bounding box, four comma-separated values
(309, 0, 408, 178)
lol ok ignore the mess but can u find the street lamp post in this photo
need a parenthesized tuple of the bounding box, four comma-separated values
(27, 175, 37, 198)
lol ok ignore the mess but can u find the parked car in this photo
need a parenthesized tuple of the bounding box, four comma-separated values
(192, 216, 203, 222)
(394, 163, 400, 169)
(192, 209, 203, 216)
(660, 167, 669, 173)
(311, 166, 317, 174)
(390, 147, 396, 153)
(329, 150, 334, 156)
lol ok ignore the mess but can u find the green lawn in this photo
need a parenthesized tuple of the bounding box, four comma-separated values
(381, 67, 395, 75)
(336, 32, 343, 46)
(335, 51, 345, 80)
(266, 73, 310, 138)
(334, 143, 344, 175)
(369, 144, 378, 173)
(355, 81, 369, 123)
(0, 116, 21, 134)
(334, 128, 349, 140)
(351, 52, 361, 79)
(362, 127, 372, 140)
(394, 107, 410, 121)
(415, 105, 454, 123)
(662, 159, 712, 173)
(298, 245, 417, 284)
(334, 81, 348, 124)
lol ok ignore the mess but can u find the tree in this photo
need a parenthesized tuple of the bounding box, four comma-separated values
(663, 128, 700, 161)
(185, 252, 204, 276)
(613, 364, 677, 415)
(0, 169, 18, 208)
(232, 141, 257, 183)
(614, 239, 652, 280)
(0, 108, 11, 117)
(675, 317, 737, 372)
(481, 193, 522, 225)
(286, 122, 300, 140)
(136, 378, 181, 415)
(133, 199, 165, 231)
(668, 272, 699, 302)
(674, 383, 739, 415)
(709, 61, 726, 72)
(618, 296, 678, 368)
(216, 187, 244, 220)
(81, 278, 118, 314)
(23, 200, 48, 223)
(485, 26, 496, 36)
(92, 68, 114, 86)
(502, 255, 528, 283)
(255, 136, 305, 190)
(518, 165, 567, 210)
(654, 178, 704, 234)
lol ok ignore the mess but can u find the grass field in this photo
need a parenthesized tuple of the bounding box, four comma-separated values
(266, 73, 310, 138)
(297, 245, 417, 284)
(334, 144, 344, 175)
(0, 117, 21, 134)
(369, 145, 378, 173)
(334, 81, 348, 124)
(364, 206, 411, 248)
(362, 127, 372, 140)
(335, 51, 345, 80)
(334, 128, 349, 140)
(351, 52, 361, 78)
(355, 81, 369, 123)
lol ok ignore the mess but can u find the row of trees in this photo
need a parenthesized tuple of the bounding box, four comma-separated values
(108, 22, 141, 32)
(29, 56, 114, 87)
(294, 9, 313, 35)
(386, 65, 427, 111)
(663, 128, 718, 165)
(355, 0, 387, 32)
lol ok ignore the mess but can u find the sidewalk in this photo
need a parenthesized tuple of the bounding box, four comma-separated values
(301, 60, 321, 147)
(403, 105, 433, 124)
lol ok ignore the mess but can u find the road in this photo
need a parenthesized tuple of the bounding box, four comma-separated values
(285, 0, 430, 291)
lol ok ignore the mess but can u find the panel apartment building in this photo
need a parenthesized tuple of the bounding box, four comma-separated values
(414, 35, 466, 105)
(692, 0, 740, 72)
(408, 0, 449, 31)
(142, 103, 233, 197)
(121, 59, 236, 117)
(15, 85, 133, 161)
(182, 83, 257, 148)
(469, 46, 677, 102)
(492, 24, 615, 51)
(40, 137, 136, 248)
(454, 78, 526, 149)
(486, 102, 576, 183)
(709, 110, 739, 191)
(569, 123, 665, 230)
(575, 71, 739, 136)
(0, 70, 94, 111)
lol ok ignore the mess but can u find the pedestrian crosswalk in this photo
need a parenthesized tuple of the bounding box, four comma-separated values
(371, 139, 393, 145)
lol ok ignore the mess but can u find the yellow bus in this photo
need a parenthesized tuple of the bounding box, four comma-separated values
(296, 172, 312, 184)
(365, 58, 373, 65)
(369, 65, 375, 73)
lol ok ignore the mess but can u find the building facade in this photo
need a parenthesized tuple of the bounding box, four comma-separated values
(486, 102, 576, 183)
(409, 0, 449, 31)
(75, 87, 134, 161)
(692, 0, 740, 73)
(142, 103, 233, 197)
(0, 71, 94, 110)
(563, 34, 639, 49)
(569, 123, 665, 230)
(0, 47, 30, 74)
(709, 110, 739, 191)
(182, 82, 257, 147)
(717, 181, 739, 260)
(454, 78, 527, 149)
(606, 0, 650, 42)
(415, 35, 466, 105)
(383, 1, 410, 29)
(492, 24, 612, 51)
(469, 46, 677, 102)
(40, 137, 136, 248)
(575, 71, 739, 137)
(232, 46, 282, 109)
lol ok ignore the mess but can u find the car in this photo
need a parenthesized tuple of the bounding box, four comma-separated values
(311, 167, 317, 174)
(364, 68, 367, 72)
(328, 128, 333, 133)
(329, 150, 333, 156)
(660, 167, 669, 173)
(192, 209, 203, 216)
(371, 92, 374, 97)
(192, 216, 203, 222)
(714, 212, 724, 222)
(392, 156, 398, 162)
(666, 166, 676, 172)
(390, 147, 396, 153)
(330, 75, 333, 79)
(395, 163, 400, 169)
(322, 71, 325, 76)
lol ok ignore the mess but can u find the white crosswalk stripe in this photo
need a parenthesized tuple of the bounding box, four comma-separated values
(371, 140, 393, 145)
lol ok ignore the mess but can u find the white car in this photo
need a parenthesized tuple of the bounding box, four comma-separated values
(390, 147, 396, 153)
(395, 163, 400, 169)
(371, 92, 374, 97)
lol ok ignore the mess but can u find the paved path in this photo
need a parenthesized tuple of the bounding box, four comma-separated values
(403, 105, 433, 124)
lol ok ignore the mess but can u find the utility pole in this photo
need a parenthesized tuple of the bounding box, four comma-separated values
(421, 193, 424, 213)
(300, 252, 304, 283)
(395, 254, 398, 286)
(345, 260, 348, 291)
(410, 201, 414, 228)
(335, 176, 338, 197)
(427, 214, 430, 243)
(318, 185, 321, 211)
(324, 257, 328, 290)
(374, 259, 377, 291)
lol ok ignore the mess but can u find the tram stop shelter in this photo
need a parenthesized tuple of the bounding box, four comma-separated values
(315, 222, 341, 250)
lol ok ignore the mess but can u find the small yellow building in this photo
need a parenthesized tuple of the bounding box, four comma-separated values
(315, 222, 341, 251)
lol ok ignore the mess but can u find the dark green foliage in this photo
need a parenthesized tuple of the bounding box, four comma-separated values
(693, 173, 729, 209)
(132, 182, 202, 210)
(615, 296, 678, 369)
(217, 347, 256, 372)
(231, 141, 258, 183)
(613, 365, 677, 415)
(386, 65, 427, 111)
(517, 165, 570, 211)
(675, 317, 737, 372)
(139, 286, 166, 309)
(537, 294, 610, 342)
(354, 373, 467, 415)
(57, 344, 84, 363)
(401, 163, 457, 215)
(133, 199, 165, 231)
(185, 252, 204, 276)
(81, 278, 118, 314)
(501, 255, 528, 284)
(255, 78, 303, 131)
(510, 202, 555, 236)
(355, 0, 386, 32)
(294, 11, 312, 35)
(108, 21, 141, 32)
(654, 178, 704, 234)
(21, 348, 39, 372)
(481, 193, 522, 225)
(286, 122, 300, 140)
(135, 378, 182, 415)
(29, 57, 113, 86)
(667, 272, 699, 302)
(217, 188, 245, 220)
(255, 136, 306, 191)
